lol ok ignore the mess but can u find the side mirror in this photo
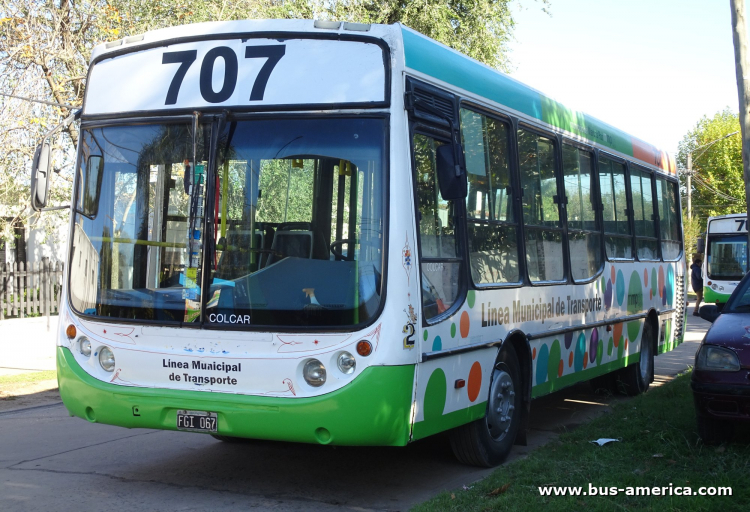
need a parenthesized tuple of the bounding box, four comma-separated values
(699, 305, 721, 323)
(436, 144, 467, 201)
(30, 141, 52, 211)
(696, 236, 705, 254)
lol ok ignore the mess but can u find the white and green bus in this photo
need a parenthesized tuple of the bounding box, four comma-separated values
(702, 213, 748, 304)
(32, 20, 687, 466)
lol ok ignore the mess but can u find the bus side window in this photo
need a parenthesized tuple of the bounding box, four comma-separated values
(562, 144, 602, 281)
(413, 133, 461, 321)
(517, 128, 564, 282)
(599, 156, 633, 259)
(460, 108, 519, 285)
(630, 166, 658, 260)
(656, 178, 682, 260)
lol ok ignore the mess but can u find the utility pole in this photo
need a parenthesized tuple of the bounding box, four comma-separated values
(687, 151, 693, 221)
(730, 0, 750, 267)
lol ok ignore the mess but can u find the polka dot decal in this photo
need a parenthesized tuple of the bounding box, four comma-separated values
(627, 270, 642, 314)
(666, 265, 674, 307)
(432, 336, 442, 351)
(423, 330, 428, 342)
(564, 331, 574, 350)
(460, 311, 470, 338)
(574, 332, 586, 372)
(589, 328, 599, 364)
(607, 336, 614, 356)
(450, 323, 457, 338)
(548, 339, 561, 382)
(467, 290, 476, 309)
(424, 369, 447, 421)
(536, 344, 549, 385)
(616, 270, 626, 306)
(468, 362, 482, 402)
(604, 279, 613, 310)
(658, 266, 665, 299)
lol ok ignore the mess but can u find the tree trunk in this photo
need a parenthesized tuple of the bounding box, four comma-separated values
(730, 0, 750, 266)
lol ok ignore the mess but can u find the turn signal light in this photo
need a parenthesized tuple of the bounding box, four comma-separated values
(66, 324, 77, 339)
(356, 340, 372, 357)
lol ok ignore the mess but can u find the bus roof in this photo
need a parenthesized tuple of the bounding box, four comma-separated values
(89, 19, 675, 175)
(400, 26, 676, 176)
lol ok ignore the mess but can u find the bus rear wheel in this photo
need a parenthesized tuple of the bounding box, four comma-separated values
(449, 343, 522, 467)
(616, 321, 654, 396)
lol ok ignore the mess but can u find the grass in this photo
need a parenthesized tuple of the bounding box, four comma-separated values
(413, 372, 749, 512)
(0, 371, 57, 387)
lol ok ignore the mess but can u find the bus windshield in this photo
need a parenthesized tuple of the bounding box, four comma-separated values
(707, 234, 747, 280)
(69, 117, 386, 328)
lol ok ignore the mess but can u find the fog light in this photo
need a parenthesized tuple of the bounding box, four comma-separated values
(79, 337, 91, 357)
(337, 352, 356, 374)
(99, 346, 115, 372)
(303, 359, 326, 387)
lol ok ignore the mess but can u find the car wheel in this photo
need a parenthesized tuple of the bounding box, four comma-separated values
(449, 343, 523, 467)
(617, 321, 654, 396)
(697, 415, 734, 445)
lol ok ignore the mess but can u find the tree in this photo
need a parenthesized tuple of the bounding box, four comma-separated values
(0, 0, 543, 248)
(676, 108, 744, 234)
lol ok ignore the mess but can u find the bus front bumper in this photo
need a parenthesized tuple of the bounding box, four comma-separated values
(704, 287, 731, 304)
(57, 347, 414, 446)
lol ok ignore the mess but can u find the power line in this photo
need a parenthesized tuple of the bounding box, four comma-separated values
(0, 92, 75, 109)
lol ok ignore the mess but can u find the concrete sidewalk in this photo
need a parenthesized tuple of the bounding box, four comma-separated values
(0, 316, 60, 377)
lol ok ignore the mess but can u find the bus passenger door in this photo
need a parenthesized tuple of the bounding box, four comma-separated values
(411, 132, 463, 325)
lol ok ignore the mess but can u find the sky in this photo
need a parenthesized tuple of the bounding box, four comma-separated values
(507, 0, 740, 159)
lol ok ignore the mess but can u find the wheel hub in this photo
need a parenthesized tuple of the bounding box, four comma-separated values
(640, 333, 652, 381)
(486, 366, 515, 441)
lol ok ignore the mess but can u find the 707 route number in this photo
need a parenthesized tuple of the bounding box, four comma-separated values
(161, 44, 286, 105)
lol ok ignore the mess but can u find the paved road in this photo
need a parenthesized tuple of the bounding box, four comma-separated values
(0, 315, 708, 512)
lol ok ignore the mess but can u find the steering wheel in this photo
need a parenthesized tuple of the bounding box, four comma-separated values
(330, 239, 353, 260)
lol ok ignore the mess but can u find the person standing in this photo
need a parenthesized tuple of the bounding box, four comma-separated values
(691, 255, 703, 316)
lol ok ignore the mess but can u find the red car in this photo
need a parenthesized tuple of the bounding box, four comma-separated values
(692, 271, 750, 443)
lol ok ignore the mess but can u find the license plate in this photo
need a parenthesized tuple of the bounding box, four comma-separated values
(176, 410, 217, 432)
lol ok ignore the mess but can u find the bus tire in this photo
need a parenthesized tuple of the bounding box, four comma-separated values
(449, 343, 522, 467)
(617, 321, 654, 396)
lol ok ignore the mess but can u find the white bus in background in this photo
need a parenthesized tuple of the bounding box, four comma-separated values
(702, 213, 748, 304)
(30, 19, 687, 467)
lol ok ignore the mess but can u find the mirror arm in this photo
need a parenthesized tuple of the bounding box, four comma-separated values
(39, 205, 71, 212)
(40, 108, 81, 140)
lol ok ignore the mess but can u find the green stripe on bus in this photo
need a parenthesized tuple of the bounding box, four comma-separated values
(57, 347, 415, 447)
(703, 287, 731, 304)
(540, 97, 633, 155)
(411, 401, 486, 441)
(401, 28, 636, 156)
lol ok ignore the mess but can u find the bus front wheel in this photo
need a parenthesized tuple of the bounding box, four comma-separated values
(449, 343, 522, 467)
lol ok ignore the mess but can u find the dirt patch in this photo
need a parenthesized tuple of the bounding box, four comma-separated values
(0, 379, 61, 412)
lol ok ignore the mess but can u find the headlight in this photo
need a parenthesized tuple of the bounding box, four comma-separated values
(337, 352, 356, 375)
(303, 359, 326, 387)
(696, 345, 740, 372)
(79, 337, 91, 357)
(98, 346, 116, 372)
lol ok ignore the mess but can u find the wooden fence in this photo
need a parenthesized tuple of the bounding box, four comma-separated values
(0, 261, 64, 321)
